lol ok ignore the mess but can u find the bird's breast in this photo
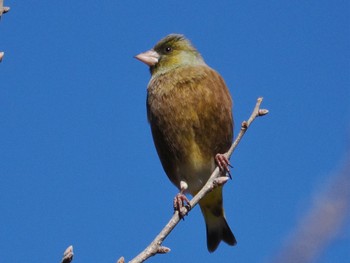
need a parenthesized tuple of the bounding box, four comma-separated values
(146, 66, 233, 194)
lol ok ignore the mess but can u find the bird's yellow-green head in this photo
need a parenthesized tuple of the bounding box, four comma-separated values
(135, 34, 205, 76)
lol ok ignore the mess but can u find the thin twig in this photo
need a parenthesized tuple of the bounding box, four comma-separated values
(0, 0, 10, 63)
(0, 0, 10, 17)
(60, 245, 74, 263)
(270, 151, 350, 263)
(127, 97, 268, 263)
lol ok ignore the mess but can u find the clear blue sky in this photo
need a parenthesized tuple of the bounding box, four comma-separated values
(1, 1, 349, 262)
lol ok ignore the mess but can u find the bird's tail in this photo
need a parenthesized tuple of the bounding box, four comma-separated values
(199, 187, 237, 252)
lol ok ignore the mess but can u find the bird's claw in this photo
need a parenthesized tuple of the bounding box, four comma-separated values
(215, 153, 232, 179)
(173, 193, 191, 218)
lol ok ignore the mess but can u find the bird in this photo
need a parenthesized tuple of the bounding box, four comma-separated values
(135, 34, 236, 252)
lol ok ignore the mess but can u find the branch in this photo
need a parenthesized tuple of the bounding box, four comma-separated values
(125, 97, 268, 263)
(0, 0, 10, 17)
(1, 6, 10, 14)
(0, 0, 10, 63)
(59, 98, 268, 263)
(60, 245, 74, 263)
(270, 151, 350, 263)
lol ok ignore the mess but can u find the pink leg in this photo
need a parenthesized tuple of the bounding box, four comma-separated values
(215, 153, 232, 179)
(173, 181, 191, 217)
(173, 193, 190, 211)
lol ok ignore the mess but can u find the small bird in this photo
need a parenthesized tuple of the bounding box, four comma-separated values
(135, 34, 236, 252)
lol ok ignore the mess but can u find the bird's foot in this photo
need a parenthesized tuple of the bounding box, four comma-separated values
(215, 153, 233, 179)
(173, 193, 191, 218)
(173, 193, 190, 210)
(173, 181, 191, 218)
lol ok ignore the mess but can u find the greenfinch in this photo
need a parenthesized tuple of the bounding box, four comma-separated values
(135, 34, 236, 252)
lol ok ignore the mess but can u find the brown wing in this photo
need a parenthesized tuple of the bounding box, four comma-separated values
(190, 66, 233, 157)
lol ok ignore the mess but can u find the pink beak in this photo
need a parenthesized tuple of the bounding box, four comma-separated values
(135, 49, 160, 66)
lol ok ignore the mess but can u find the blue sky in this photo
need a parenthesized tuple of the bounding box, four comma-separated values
(1, 1, 349, 263)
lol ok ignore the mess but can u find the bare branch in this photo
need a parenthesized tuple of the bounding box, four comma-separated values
(60, 245, 74, 263)
(0, 0, 10, 17)
(126, 97, 268, 263)
(58, 98, 267, 262)
(2, 6, 9, 13)
(270, 151, 350, 263)
(0, 0, 10, 63)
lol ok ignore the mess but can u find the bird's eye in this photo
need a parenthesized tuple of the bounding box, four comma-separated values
(165, 46, 172, 53)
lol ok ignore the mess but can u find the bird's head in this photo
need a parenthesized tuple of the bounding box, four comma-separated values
(135, 34, 205, 76)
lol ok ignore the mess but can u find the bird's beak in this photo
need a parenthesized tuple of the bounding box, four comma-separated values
(134, 49, 160, 66)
